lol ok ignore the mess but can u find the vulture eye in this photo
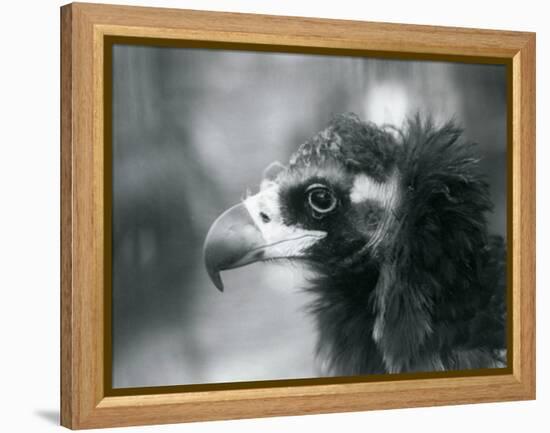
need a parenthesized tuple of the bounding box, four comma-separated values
(306, 184, 338, 218)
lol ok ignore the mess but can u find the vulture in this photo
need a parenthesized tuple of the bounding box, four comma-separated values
(203, 113, 507, 375)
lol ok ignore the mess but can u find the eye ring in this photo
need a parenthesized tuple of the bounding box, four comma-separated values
(306, 184, 338, 217)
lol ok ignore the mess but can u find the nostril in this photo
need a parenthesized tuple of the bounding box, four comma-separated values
(260, 212, 271, 223)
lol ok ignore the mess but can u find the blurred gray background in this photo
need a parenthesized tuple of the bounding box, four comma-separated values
(111, 45, 507, 388)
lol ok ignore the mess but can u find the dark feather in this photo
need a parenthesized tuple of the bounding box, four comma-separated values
(305, 114, 506, 375)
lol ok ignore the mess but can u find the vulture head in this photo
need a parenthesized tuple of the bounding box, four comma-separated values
(203, 113, 506, 375)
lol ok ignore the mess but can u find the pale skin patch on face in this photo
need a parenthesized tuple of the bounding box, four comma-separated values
(243, 183, 326, 258)
(349, 170, 400, 209)
(350, 169, 400, 251)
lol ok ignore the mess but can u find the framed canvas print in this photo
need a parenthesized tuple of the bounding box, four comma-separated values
(60, 2, 536, 429)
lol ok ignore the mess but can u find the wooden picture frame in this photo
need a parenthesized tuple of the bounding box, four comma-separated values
(60, 2, 536, 429)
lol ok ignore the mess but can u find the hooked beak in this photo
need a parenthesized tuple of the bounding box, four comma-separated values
(203, 192, 326, 291)
(203, 203, 266, 292)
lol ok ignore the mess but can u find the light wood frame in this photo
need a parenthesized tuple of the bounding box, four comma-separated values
(60, 2, 536, 429)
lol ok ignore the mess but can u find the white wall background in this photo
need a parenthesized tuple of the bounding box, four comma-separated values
(0, 0, 545, 431)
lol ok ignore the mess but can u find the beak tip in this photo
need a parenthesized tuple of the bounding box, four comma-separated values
(213, 273, 224, 292)
(205, 262, 225, 292)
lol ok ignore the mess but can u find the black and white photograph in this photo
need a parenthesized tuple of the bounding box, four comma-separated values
(1, 0, 545, 430)
(111, 44, 508, 389)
